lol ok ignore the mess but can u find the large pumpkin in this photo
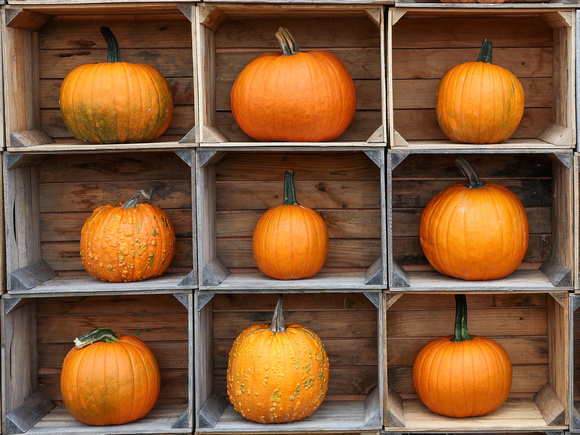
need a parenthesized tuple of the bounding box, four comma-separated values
(253, 170, 329, 280)
(80, 189, 176, 282)
(413, 294, 512, 418)
(59, 26, 173, 144)
(231, 27, 356, 142)
(436, 39, 524, 144)
(227, 295, 329, 423)
(420, 157, 528, 280)
(61, 327, 161, 425)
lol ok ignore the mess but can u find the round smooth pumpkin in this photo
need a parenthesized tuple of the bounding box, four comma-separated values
(413, 294, 512, 418)
(80, 190, 176, 283)
(253, 170, 329, 280)
(231, 27, 356, 142)
(227, 295, 329, 423)
(61, 327, 161, 425)
(59, 26, 173, 144)
(420, 157, 529, 281)
(436, 39, 524, 144)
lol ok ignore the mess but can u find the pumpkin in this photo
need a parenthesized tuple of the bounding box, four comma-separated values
(231, 27, 356, 142)
(227, 295, 329, 423)
(436, 39, 524, 144)
(413, 294, 512, 418)
(419, 157, 528, 281)
(59, 26, 173, 144)
(61, 327, 161, 425)
(253, 170, 329, 280)
(80, 189, 176, 282)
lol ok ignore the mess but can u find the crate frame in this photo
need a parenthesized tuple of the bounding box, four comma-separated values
(387, 148, 575, 292)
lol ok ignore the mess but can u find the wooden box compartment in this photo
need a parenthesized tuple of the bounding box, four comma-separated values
(3, 150, 196, 295)
(385, 292, 569, 432)
(388, 150, 574, 291)
(197, 149, 386, 290)
(388, 8, 575, 150)
(195, 291, 383, 432)
(1, 292, 193, 434)
(196, 3, 386, 147)
(2, 4, 196, 152)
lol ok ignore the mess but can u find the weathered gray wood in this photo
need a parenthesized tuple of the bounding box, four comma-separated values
(388, 151, 410, 171)
(173, 292, 191, 310)
(390, 261, 410, 288)
(174, 149, 194, 167)
(178, 269, 197, 287)
(552, 152, 573, 168)
(171, 407, 191, 429)
(387, 387, 405, 428)
(177, 3, 194, 23)
(198, 391, 228, 429)
(363, 386, 381, 428)
(198, 150, 227, 168)
(197, 292, 215, 311)
(6, 390, 55, 434)
(365, 256, 384, 286)
(202, 258, 231, 286)
(10, 261, 57, 291)
(364, 291, 381, 310)
(178, 126, 197, 144)
(540, 256, 572, 287)
(364, 149, 384, 168)
(367, 125, 385, 143)
(534, 383, 565, 426)
(10, 130, 54, 148)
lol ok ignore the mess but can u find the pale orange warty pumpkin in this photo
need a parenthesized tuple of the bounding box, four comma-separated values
(231, 27, 356, 142)
(253, 170, 329, 280)
(413, 294, 512, 418)
(80, 190, 176, 282)
(436, 39, 524, 144)
(59, 27, 173, 144)
(420, 158, 528, 281)
(61, 327, 161, 425)
(227, 295, 329, 423)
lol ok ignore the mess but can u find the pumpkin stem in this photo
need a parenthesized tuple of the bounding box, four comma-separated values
(476, 38, 493, 64)
(122, 189, 153, 209)
(456, 157, 486, 189)
(451, 294, 473, 342)
(74, 327, 119, 349)
(100, 26, 121, 63)
(270, 294, 286, 333)
(282, 170, 299, 206)
(275, 27, 300, 56)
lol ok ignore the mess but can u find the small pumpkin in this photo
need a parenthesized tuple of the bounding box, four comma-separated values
(231, 27, 356, 142)
(59, 26, 173, 144)
(436, 39, 524, 144)
(80, 189, 176, 282)
(227, 295, 329, 423)
(420, 157, 529, 281)
(253, 170, 329, 280)
(413, 294, 512, 418)
(61, 327, 161, 425)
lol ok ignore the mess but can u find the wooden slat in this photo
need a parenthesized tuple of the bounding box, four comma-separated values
(212, 293, 377, 311)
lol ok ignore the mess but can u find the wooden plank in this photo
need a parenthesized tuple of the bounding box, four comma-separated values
(5, 390, 55, 434)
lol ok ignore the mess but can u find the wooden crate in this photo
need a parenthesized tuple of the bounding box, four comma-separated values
(575, 154, 580, 291)
(197, 148, 386, 290)
(196, 3, 386, 147)
(1, 291, 193, 434)
(3, 150, 196, 295)
(388, 8, 576, 150)
(1, 4, 196, 152)
(570, 293, 580, 431)
(385, 292, 569, 432)
(195, 291, 383, 433)
(388, 150, 574, 291)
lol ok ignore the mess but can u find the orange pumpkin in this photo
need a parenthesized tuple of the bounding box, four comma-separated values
(231, 27, 356, 142)
(420, 157, 528, 281)
(80, 189, 176, 282)
(227, 295, 329, 423)
(253, 170, 329, 280)
(61, 327, 161, 425)
(413, 294, 512, 418)
(59, 26, 173, 144)
(436, 39, 524, 144)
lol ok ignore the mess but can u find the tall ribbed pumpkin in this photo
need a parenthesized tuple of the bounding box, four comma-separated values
(413, 295, 512, 418)
(59, 26, 173, 144)
(227, 295, 329, 423)
(436, 39, 524, 144)
(420, 158, 528, 281)
(61, 327, 161, 425)
(253, 170, 329, 280)
(80, 190, 176, 282)
(231, 27, 356, 142)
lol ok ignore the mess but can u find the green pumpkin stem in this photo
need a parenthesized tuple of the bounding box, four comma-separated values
(282, 170, 299, 206)
(476, 38, 493, 64)
(456, 157, 486, 189)
(275, 27, 300, 56)
(270, 294, 286, 333)
(123, 189, 153, 209)
(100, 26, 121, 63)
(451, 294, 473, 342)
(74, 327, 119, 349)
